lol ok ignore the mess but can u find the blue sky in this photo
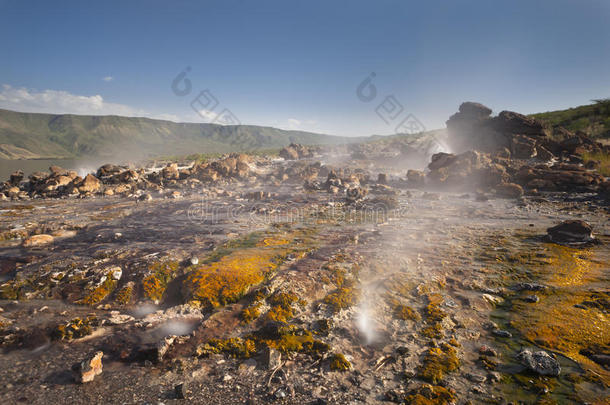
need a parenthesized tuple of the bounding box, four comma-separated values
(0, 0, 609, 136)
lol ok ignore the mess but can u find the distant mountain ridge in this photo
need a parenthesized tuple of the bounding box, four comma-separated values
(0, 109, 369, 159)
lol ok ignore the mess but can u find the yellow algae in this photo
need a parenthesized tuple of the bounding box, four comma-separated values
(257, 237, 290, 247)
(418, 343, 460, 384)
(78, 271, 119, 305)
(425, 294, 446, 322)
(196, 337, 257, 358)
(115, 283, 133, 305)
(183, 229, 315, 309)
(185, 249, 284, 308)
(142, 260, 179, 302)
(265, 291, 306, 322)
(240, 302, 262, 324)
(329, 353, 351, 371)
(390, 298, 420, 321)
(402, 384, 456, 405)
(249, 323, 330, 355)
(323, 283, 357, 313)
(52, 316, 98, 340)
(510, 243, 609, 385)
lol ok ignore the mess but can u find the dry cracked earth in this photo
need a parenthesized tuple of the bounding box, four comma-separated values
(0, 150, 608, 405)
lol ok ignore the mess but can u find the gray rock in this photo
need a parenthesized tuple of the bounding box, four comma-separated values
(517, 349, 561, 376)
(467, 373, 486, 383)
(492, 329, 512, 338)
(513, 282, 548, 292)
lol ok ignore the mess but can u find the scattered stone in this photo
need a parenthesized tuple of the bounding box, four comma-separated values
(466, 373, 486, 383)
(73, 351, 103, 383)
(106, 311, 134, 325)
(547, 220, 594, 244)
(138, 193, 153, 202)
(487, 371, 501, 383)
(491, 329, 512, 338)
(264, 347, 282, 370)
(523, 295, 539, 303)
(479, 346, 497, 357)
(482, 294, 504, 306)
(513, 282, 548, 292)
(22, 234, 54, 248)
(517, 349, 561, 376)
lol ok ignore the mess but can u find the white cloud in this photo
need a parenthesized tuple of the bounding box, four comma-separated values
(195, 109, 218, 122)
(0, 84, 181, 122)
(102, 76, 114, 82)
(284, 117, 318, 131)
(287, 118, 301, 130)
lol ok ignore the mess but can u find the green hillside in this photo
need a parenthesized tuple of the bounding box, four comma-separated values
(530, 99, 610, 140)
(0, 109, 367, 159)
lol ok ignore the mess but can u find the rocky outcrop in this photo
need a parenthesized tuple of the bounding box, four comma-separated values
(425, 150, 508, 190)
(446, 102, 605, 162)
(279, 143, 314, 160)
(514, 163, 604, 192)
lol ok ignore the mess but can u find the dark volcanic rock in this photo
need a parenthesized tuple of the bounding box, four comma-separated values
(458, 101, 492, 118)
(491, 111, 549, 137)
(547, 220, 594, 244)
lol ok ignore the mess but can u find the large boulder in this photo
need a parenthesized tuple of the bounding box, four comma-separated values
(78, 174, 101, 193)
(446, 102, 509, 153)
(9, 170, 24, 186)
(517, 349, 560, 376)
(97, 164, 123, 178)
(458, 101, 492, 118)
